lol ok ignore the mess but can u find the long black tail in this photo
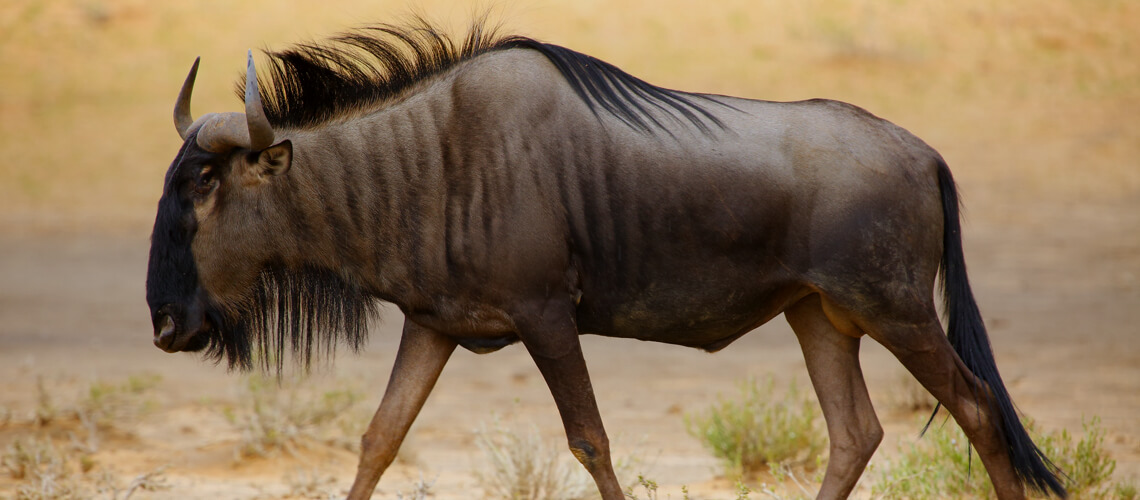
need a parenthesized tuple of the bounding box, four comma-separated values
(934, 159, 1066, 498)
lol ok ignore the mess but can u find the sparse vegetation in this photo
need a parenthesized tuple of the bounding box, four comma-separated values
(76, 373, 162, 449)
(224, 374, 366, 458)
(2, 436, 82, 500)
(395, 474, 438, 500)
(685, 376, 825, 479)
(1, 376, 170, 500)
(474, 418, 596, 500)
(34, 376, 57, 427)
(474, 416, 642, 500)
(623, 475, 764, 500)
(284, 467, 339, 499)
(81, 374, 162, 425)
(2, 441, 169, 500)
(754, 463, 816, 500)
(1035, 417, 1135, 500)
(624, 475, 665, 500)
(1115, 482, 1139, 500)
(871, 416, 1134, 499)
(94, 465, 171, 500)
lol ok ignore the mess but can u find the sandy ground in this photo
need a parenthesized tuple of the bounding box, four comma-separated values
(1, 1, 1138, 499)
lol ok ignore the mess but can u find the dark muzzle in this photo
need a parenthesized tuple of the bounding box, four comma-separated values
(152, 302, 210, 352)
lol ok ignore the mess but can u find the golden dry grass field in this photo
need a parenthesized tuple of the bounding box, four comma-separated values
(1, 0, 1138, 498)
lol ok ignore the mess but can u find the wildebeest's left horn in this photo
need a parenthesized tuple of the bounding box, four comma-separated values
(174, 57, 200, 140)
(244, 50, 274, 151)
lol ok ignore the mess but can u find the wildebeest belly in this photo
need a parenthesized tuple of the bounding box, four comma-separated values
(575, 276, 806, 351)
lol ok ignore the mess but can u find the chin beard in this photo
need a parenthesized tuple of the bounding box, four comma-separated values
(200, 265, 379, 372)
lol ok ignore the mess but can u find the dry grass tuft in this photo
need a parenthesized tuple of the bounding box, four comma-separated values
(624, 475, 761, 500)
(1, 375, 170, 500)
(2, 436, 82, 500)
(95, 465, 171, 500)
(284, 467, 339, 499)
(79, 374, 162, 432)
(223, 374, 366, 458)
(395, 474, 437, 500)
(473, 415, 642, 500)
(0, 435, 170, 500)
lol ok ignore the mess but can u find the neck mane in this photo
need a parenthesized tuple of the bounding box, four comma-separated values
(239, 17, 724, 135)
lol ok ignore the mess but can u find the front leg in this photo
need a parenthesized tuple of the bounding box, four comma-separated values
(517, 300, 625, 500)
(347, 320, 457, 500)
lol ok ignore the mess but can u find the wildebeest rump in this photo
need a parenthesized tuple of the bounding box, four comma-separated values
(145, 19, 1065, 499)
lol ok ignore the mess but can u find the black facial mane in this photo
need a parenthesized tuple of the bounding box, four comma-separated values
(202, 265, 378, 372)
(241, 17, 725, 133)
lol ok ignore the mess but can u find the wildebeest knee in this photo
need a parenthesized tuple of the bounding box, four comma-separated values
(359, 432, 391, 459)
(360, 433, 378, 455)
(569, 439, 601, 470)
(833, 422, 882, 461)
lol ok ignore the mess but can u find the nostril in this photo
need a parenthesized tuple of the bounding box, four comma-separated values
(157, 314, 175, 337)
(153, 314, 176, 350)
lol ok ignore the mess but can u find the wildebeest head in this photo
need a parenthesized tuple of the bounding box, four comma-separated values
(146, 53, 299, 367)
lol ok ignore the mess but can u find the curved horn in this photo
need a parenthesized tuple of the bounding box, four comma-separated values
(174, 57, 201, 140)
(244, 50, 274, 151)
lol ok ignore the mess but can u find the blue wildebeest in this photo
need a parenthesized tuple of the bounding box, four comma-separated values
(145, 20, 1065, 500)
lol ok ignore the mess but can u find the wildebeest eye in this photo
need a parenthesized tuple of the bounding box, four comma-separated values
(194, 166, 216, 195)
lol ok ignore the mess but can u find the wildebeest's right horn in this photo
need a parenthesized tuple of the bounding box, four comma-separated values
(174, 57, 200, 140)
(244, 50, 274, 151)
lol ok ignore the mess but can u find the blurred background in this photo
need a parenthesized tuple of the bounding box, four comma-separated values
(0, 1, 1136, 498)
(1, 0, 1136, 230)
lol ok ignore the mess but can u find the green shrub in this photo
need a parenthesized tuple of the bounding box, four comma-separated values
(685, 376, 825, 478)
(1037, 417, 1130, 499)
(872, 416, 1132, 499)
(1114, 482, 1138, 500)
(871, 417, 990, 499)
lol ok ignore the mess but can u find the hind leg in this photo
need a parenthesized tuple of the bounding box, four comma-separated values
(862, 314, 1027, 500)
(785, 295, 883, 500)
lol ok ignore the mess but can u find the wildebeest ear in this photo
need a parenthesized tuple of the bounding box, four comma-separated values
(256, 140, 292, 177)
